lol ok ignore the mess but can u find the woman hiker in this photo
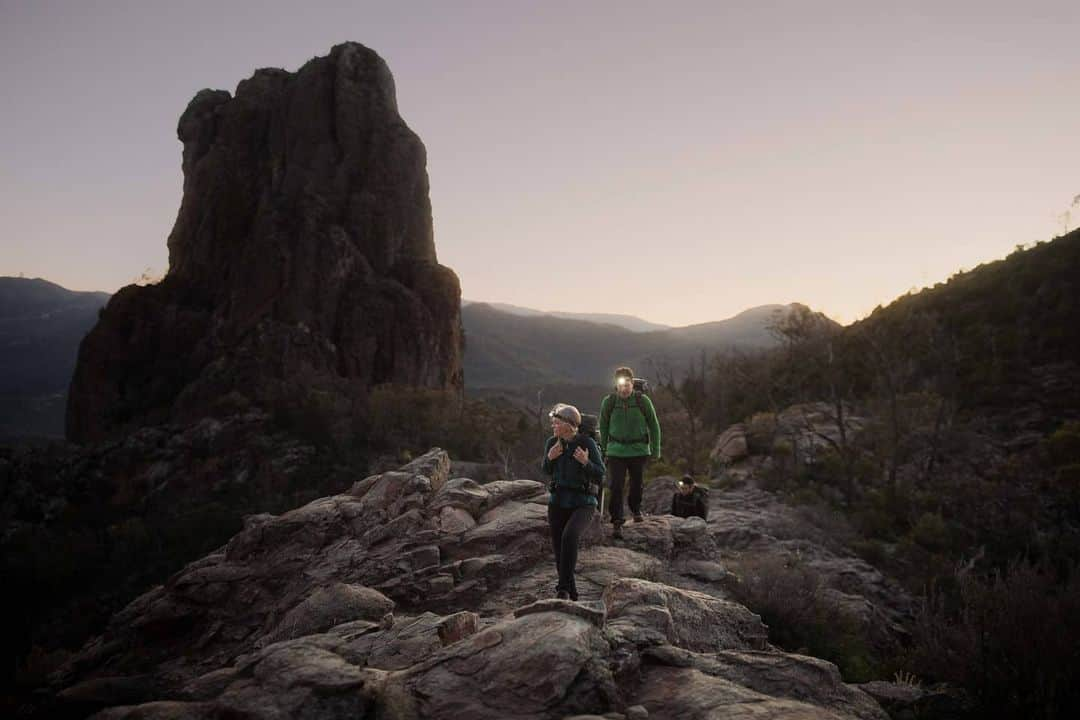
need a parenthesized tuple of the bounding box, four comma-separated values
(542, 403, 605, 601)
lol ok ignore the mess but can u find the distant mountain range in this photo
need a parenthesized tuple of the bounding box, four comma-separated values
(462, 302, 824, 390)
(462, 301, 672, 333)
(0, 275, 823, 436)
(0, 278, 110, 437)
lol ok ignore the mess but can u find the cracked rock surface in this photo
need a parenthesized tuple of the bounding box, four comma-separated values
(50, 449, 902, 719)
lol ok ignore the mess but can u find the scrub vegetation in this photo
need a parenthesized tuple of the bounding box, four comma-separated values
(653, 229, 1080, 717)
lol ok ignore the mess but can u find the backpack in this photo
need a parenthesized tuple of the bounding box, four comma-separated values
(578, 413, 600, 442)
(573, 413, 602, 500)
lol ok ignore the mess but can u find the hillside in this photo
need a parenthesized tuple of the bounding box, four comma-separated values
(464, 300, 672, 332)
(463, 302, 811, 390)
(0, 278, 110, 438)
(849, 230, 1080, 426)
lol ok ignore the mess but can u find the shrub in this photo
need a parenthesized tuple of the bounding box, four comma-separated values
(908, 559, 1080, 718)
(852, 539, 888, 567)
(1046, 421, 1080, 466)
(359, 385, 540, 475)
(746, 412, 778, 454)
(910, 512, 951, 551)
(729, 554, 876, 681)
(852, 488, 901, 541)
(645, 457, 687, 480)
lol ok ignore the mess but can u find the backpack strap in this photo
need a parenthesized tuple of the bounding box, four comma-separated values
(601, 392, 617, 429)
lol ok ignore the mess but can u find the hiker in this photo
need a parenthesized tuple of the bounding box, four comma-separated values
(599, 366, 661, 539)
(542, 403, 605, 601)
(671, 474, 708, 520)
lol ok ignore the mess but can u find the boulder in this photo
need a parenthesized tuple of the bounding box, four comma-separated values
(635, 665, 850, 720)
(676, 559, 730, 583)
(436, 505, 477, 534)
(514, 598, 607, 627)
(337, 611, 479, 670)
(640, 475, 677, 515)
(857, 681, 973, 720)
(711, 423, 749, 464)
(383, 610, 618, 719)
(603, 578, 768, 653)
(429, 476, 489, 516)
(774, 403, 866, 465)
(644, 645, 888, 720)
(454, 500, 549, 559)
(260, 583, 393, 646)
(613, 516, 675, 558)
(480, 478, 546, 510)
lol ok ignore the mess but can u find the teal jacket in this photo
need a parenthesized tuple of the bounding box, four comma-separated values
(542, 434, 604, 508)
(599, 391, 662, 459)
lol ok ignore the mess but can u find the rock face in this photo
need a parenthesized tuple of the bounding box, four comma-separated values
(48, 448, 896, 720)
(67, 42, 463, 443)
(711, 422, 750, 465)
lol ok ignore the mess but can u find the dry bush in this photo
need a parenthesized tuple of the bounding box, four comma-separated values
(361, 384, 540, 474)
(909, 559, 1080, 718)
(729, 554, 875, 681)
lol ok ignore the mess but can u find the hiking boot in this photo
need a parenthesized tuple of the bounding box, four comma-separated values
(556, 590, 570, 600)
(612, 525, 623, 540)
(633, 513, 644, 523)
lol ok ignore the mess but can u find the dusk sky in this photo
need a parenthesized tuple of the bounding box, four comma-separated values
(2, 1, 1077, 326)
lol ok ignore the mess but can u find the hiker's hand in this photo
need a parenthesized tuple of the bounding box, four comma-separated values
(573, 447, 589, 464)
(547, 442, 563, 461)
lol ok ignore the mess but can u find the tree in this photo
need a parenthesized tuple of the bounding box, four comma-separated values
(767, 304, 862, 503)
(653, 351, 708, 475)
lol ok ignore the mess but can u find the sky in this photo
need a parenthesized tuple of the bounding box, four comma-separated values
(1, 1, 1077, 327)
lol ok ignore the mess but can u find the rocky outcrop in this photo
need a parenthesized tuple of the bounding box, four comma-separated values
(48, 448, 896, 720)
(711, 422, 749, 465)
(703, 481, 913, 651)
(67, 42, 463, 444)
(740, 403, 866, 464)
(857, 680, 972, 719)
(639, 467, 912, 656)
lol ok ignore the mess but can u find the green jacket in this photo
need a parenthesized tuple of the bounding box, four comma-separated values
(599, 391, 661, 459)
(542, 434, 604, 508)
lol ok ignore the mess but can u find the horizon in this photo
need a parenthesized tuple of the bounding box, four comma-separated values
(3, 227, 1067, 330)
(2, 1, 1078, 326)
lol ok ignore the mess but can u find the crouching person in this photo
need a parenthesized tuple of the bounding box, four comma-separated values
(671, 474, 708, 521)
(542, 403, 605, 601)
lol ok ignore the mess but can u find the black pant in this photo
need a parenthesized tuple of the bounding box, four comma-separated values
(607, 455, 647, 526)
(548, 505, 594, 600)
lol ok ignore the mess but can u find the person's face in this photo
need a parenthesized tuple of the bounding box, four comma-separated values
(616, 376, 633, 398)
(678, 482, 693, 495)
(552, 416, 575, 439)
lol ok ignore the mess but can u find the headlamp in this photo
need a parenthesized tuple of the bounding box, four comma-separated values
(616, 377, 631, 387)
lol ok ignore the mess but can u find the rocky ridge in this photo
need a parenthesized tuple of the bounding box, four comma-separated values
(49, 448, 918, 720)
